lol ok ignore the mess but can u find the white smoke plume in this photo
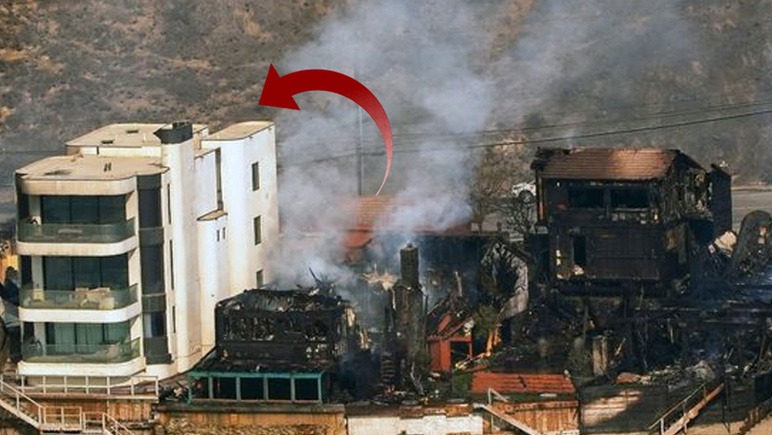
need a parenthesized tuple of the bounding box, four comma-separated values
(268, 0, 704, 285)
(269, 0, 494, 285)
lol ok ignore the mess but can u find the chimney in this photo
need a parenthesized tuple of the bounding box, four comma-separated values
(154, 121, 193, 144)
(400, 243, 419, 289)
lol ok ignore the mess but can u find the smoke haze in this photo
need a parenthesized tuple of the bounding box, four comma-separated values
(269, 0, 713, 284)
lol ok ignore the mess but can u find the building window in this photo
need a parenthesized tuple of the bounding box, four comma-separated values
(138, 188, 162, 227)
(215, 149, 223, 208)
(45, 321, 130, 349)
(140, 245, 165, 294)
(172, 306, 176, 333)
(40, 195, 126, 224)
(143, 312, 166, 338)
(166, 184, 171, 224)
(610, 188, 649, 209)
(43, 255, 129, 291)
(256, 270, 264, 288)
(251, 162, 260, 191)
(169, 243, 175, 290)
(568, 187, 605, 208)
(253, 216, 261, 245)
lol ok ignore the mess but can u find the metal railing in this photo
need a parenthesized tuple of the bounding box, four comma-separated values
(83, 411, 138, 434)
(2, 373, 159, 398)
(21, 338, 141, 364)
(0, 377, 43, 428)
(18, 218, 135, 243)
(487, 387, 510, 404)
(41, 406, 82, 432)
(20, 285, 139, 310)
(648, 381, 724, 435)
(0, 376, 143, 433)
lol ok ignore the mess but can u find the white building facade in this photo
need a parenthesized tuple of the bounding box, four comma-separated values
(14, 121, 279, 379)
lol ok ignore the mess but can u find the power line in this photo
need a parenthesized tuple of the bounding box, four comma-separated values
(279, 106, 772, 167)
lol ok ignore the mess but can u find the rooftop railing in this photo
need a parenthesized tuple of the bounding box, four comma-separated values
(18, 218, 135, 244)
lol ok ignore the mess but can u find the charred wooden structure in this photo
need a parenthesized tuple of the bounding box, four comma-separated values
(381, 244, 429, 390)
(187, 288, 367, 403)
(213, 288, 357, 367)
(529, 147, 731, 296)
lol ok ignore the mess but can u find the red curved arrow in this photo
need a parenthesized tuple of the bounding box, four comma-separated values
(258, 64, 392, 195)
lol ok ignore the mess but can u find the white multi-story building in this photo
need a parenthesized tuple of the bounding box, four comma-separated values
(14, 121, 279, 379)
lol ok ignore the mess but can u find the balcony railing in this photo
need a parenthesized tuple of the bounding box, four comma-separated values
(20, 285, 138, 311)
(17, 218, 135, 244)
(22, 338, 140, 364)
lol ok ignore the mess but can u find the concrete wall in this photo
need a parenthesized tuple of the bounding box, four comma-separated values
(162, 138, 202, 374)
(157, 404, 346, 435)
(193, 151, 218, 219)
(347, 413, 483, 435)
(196, 213, 229, 351)
(490, 401, 579, 435)
(204, 125, 279, 292)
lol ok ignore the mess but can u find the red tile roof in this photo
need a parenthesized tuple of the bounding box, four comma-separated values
(538, 148, 686, 181)
(343, 231, 374, 249)
(471, 372, 576, 395)
(340, 196, 473, 249)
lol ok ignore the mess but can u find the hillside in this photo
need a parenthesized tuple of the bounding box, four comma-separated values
(0, 0, 770, 199)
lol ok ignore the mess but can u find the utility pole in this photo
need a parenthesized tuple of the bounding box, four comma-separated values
(357, 106, 364, 196)
(354, 28, 364, 196)
(354, 0, 365, 196)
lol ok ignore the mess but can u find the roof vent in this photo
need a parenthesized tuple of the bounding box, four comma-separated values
(126, 128, 139, 134)
(100, 138, 114, 145)
(44, 169, 71, 176)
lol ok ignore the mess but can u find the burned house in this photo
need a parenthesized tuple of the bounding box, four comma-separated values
(529, 147, 731, 296)
(341, 196, 494, 303)
(187, 288, 365, 403)
(427, 294, 474, 374)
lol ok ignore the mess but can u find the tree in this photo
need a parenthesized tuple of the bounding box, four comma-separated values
(468, 133, 534, 235)
(495, 187, 537, 240)
(469, 146, 513, 233)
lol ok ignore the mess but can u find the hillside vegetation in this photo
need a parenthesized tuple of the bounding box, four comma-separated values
(0, 0, 770, 193)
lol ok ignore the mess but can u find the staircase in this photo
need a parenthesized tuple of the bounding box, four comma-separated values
(474, 403, 544, 435)
(0, 377, 136, 434)
(648, 381, 725, 435)
(475, 388, 544, 435)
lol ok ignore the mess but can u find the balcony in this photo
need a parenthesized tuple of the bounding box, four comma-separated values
(21, 338, 141, 364)
(17, 219, 137, 256)
(19, 286, 142, 323)
(18, 219, 135, 244)
(21, 285, 138, 310)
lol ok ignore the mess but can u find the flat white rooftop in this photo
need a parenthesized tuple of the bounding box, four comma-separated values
(66, 123, 208, 148)
(205, 121, 274, 141)
(18, 155, 168, 181)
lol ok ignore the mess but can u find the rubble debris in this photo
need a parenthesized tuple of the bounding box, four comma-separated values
(727, 210, 772, 278)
